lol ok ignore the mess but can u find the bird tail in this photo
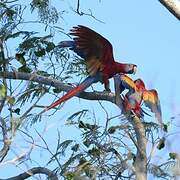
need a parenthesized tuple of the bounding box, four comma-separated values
(43, 75, 99, 112)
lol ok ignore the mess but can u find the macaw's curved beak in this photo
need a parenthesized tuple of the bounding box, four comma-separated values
(133, 65, 137, 74)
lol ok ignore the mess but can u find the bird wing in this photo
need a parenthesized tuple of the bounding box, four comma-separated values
(143, 90, 163, 126)
(119, 74, 137, 93)
(70, 25, 115, 76)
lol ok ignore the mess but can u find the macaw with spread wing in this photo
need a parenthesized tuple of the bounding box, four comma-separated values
(119, 74, 163, 127)
(44, 25, 137, 112)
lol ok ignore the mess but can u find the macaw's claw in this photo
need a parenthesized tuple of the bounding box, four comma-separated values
(103, 88, 111, 93)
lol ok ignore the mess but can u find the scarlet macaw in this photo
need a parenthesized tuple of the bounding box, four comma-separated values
(119, 74, 163, 127)
(44, 25, 137, 112)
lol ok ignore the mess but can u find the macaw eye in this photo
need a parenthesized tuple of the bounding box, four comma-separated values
(133, 66, 137, 74)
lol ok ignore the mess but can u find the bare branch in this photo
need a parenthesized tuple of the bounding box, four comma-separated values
(113, 75, 122, 107)
(0, 40, 11, 162)
(0, 39, 8, 113)
(3, 167, 58, 180)
(130, 116, 147, 180)
(73, 0, 105, 23)
(0, 117, 11, 162)
(159, 0, 180, 20)
(0, 71, 116, 103)
(1, 144, 34, 166)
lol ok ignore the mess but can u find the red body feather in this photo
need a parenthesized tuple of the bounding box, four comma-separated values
(120, 75, 163, 127)
(69, 25, 137, 91)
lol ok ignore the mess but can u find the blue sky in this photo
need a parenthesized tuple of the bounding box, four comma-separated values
(1, 0, 180, 179)
(60, 0, 180, 119)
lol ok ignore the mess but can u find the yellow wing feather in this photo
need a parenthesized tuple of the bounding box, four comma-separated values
(143, 90, 157, 105)
(120, 74, 137, 91)
(143, 90, 163, 126)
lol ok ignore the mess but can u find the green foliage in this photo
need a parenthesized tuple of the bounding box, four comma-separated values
(88, 147, 101, 158)
(67, 110, 89, 122)
(163, 123, 168, 132)
(16, 82, 47, 106)
(78, 121, 98, 131)
(14, 108, 20, 115)
(46, 42, 56, 52)
(66, 55, 87, 77)
(157, 137, 165, 150)
(36, 70, 50, 77)
(34, 48, 46, 57)
(29, 114, 42, 125)
(30, 0, 59, 24)
(18, 35, 53, 53)
(15, 52, 26, 65)
(0, 84, 6, 100)
(5, 31, 37, 41)
(6, 96, 15, 105)
(107, 125, 127, 134)
(71, 144, 80, 152)
(169, 153, 178, 160)
(0, 2, 23, 39)
(53, 88, 62, 93)
(148, 163, 172, 179)
(18, 65, 32, 73)
(31, 0, 49, 9)
(64, 172, 74, 180)
(61, 154, 83, 175)
(56, 140, 73, 156)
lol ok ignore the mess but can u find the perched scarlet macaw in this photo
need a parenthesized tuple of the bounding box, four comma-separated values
(44, 25, 137, 112)
(119, 74, 163, 127)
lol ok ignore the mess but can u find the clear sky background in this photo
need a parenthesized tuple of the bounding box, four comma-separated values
(1, 0, 180, 179)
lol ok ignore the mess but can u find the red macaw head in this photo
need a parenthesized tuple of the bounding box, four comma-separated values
(134, 79, 145, 91)
(126, 64, 137, 74)
(116, 63, 137, 74)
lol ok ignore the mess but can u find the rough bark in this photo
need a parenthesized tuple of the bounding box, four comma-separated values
(159, 0, 180, 20)
(114, 74, 122, 106)
(0, 40, 11, 162)
(130, 116, 147, 180)
(0, 117, 10, 162)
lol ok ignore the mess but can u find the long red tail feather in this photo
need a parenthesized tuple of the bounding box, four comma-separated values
(45, 84, 87, 111)
(43, 75, 99, 113)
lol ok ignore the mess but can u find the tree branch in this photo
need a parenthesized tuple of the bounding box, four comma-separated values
(0, 71, 116, 103)
(73, 0, 105, 23)
(0, 39, 8, 113)
(113, 74, 122, 106)
(0, 40, 11, 162)
(0, 71, 147, 179)
(3, 167, 58, 180)
(113, 77, 147, 179)
(130, 116, 147, 180)
(159, 0, 180, 20)
(0, 117, 11, 162)
(113, 111, 147, 179)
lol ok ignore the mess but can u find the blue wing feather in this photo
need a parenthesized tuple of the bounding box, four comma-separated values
(58, 41, 85, 58)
